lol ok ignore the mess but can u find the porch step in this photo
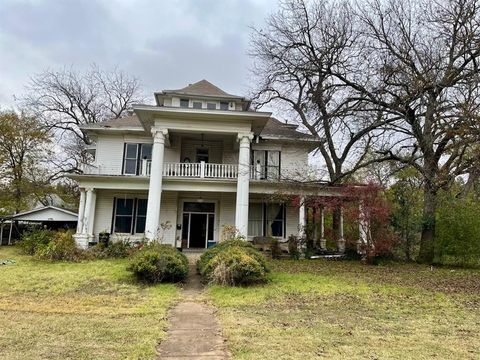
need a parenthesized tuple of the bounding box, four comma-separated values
(181, 249, 206, 265)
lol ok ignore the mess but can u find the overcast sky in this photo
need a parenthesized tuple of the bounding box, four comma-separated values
(0, 0, 278, 108)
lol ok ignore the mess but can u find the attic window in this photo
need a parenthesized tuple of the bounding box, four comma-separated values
(192, 101, 202, 109)
(207, 102, 216, 110)
(220, 101, 229, 110)
(180, 99, 189, 108)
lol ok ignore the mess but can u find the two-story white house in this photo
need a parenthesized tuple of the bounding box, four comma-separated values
(71, 80, 357, 251)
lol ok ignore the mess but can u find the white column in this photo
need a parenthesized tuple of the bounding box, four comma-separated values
(337, 207, 346, 253)
(319, 206, 327, 250)
(235, 133, 253, 237)
(358, 201, 370, 254)
(82, 188, 94, 234)
(145, 128, 168, 240)
(298, 196, 306, 238)
(76, 188, 86, 234)
(87, 189, 96, 238)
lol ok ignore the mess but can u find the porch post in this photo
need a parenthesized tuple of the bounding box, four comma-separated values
(358, 201, 370, 254)
(83, 188, 96, 238)
(235, 132, 253, 237)
(145, 128, 168, 240)
(298, 196, 306, 238)
(319, 206, 327, 250)
(337, 207, 346, 253)
(76, 188, 86, 234)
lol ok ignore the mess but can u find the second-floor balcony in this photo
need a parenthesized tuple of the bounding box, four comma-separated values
(81, 160, 280, 181)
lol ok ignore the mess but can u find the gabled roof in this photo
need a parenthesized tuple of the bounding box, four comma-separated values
(165, 79, 238, 98)
(1, 206, 78, 222)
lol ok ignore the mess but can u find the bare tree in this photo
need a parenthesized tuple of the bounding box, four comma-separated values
(250, 0, 395, 186)
(23, 65, 145, 175)
(250, 0, 396, 245)
(326, 0, 480, 262)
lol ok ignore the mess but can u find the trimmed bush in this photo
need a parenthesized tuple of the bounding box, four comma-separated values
(19, 228, 55, 255)
(198, 239, 269, 286)
(127, 243, 188, 283)
(35, 230, 85, 262)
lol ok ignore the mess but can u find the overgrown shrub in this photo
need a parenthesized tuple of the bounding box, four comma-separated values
(270, 238, 281, 259)
(89, 239, 140, 259)
(288, 235, 300, 259)
(127, 243, 188, 283)
(197, 238, 255, 273)
(197, 239, 269, 286)
(19, 228, 55, 255)
(35, 230, 85, 262)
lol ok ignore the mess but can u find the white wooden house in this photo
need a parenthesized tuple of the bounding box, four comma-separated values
(70, 80, 360, 251)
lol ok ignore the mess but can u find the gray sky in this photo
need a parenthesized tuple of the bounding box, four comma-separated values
(0, 0, 278, 107)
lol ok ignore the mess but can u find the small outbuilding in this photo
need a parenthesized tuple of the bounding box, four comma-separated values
(0, 206, 78, 245)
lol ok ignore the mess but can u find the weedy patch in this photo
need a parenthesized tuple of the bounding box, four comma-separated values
(0, 246, 179, 360)
(208, 260, 480, 359)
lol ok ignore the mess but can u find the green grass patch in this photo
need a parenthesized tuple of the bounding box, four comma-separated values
(0, 246, 179, 360)
(208, 259, 480, 359)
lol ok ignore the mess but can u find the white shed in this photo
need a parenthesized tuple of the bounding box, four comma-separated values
(0, 206, 78, 245)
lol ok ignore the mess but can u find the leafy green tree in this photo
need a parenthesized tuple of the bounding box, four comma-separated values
(0, 111, 51, 213)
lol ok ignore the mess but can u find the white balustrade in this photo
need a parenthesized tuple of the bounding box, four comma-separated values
(163, 162, 238, 179)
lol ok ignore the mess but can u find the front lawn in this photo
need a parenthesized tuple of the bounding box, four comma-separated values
(208, 260, 480, 359)
(0, 246, 179, 360)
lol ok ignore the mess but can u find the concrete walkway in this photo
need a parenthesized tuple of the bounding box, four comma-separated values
(157, 266, 230, 359)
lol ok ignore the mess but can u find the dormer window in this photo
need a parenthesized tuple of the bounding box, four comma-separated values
(180, 99, 189, 108)
(207, 102, 216, 110)
(192, 101, 202, 109)
(220, 101, 229, 111)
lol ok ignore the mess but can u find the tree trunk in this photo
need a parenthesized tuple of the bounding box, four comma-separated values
(418, 184, 437, 263)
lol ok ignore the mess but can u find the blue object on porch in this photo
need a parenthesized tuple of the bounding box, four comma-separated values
(207, 241, 217, 248)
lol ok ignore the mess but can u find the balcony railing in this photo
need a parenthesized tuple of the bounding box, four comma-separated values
(163, 162, 238, 179)
(80, 161, 279, 181)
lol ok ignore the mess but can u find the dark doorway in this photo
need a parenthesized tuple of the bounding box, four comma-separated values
(189, 213, 207, 248)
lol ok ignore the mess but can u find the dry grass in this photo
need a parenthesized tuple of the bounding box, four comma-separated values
(208, 260, 480, 359)
(0, 246, 179, 360)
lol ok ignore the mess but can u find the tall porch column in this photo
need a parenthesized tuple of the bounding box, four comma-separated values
(358, 201, 370, 254)
(298, 196, 306, 238)
(235, 133, 253, 237)
(145, 128, 168, 240)
(76, 188, 86, 234)
(319, 206, 327, 250)
(337, 207, 346, 253)
(87, 189, 97, 237)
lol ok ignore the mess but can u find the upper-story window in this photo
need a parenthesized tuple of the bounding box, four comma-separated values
(251, 150, 280, 180)
(123, 143, 152, 175)
(180, 99, 189, 108)
(207, 102, 216, 110)
(192, 101, 202, 109)
(220, 101, 229, 110)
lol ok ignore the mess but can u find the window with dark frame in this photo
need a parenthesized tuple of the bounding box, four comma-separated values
(220, 101, 229, 110)
(251, 150, 281, 180)
(180, 98, 189, 108)
(123, 143, 152, 175)
(248, 202, 286, 238)
(113, 198, 148, 234)
(207, 102, 217, 110)
(192, 101, 202, 109)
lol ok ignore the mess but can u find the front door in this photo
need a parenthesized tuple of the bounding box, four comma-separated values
(182, 202, 215, 248)
(189, 213, 207, 248)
